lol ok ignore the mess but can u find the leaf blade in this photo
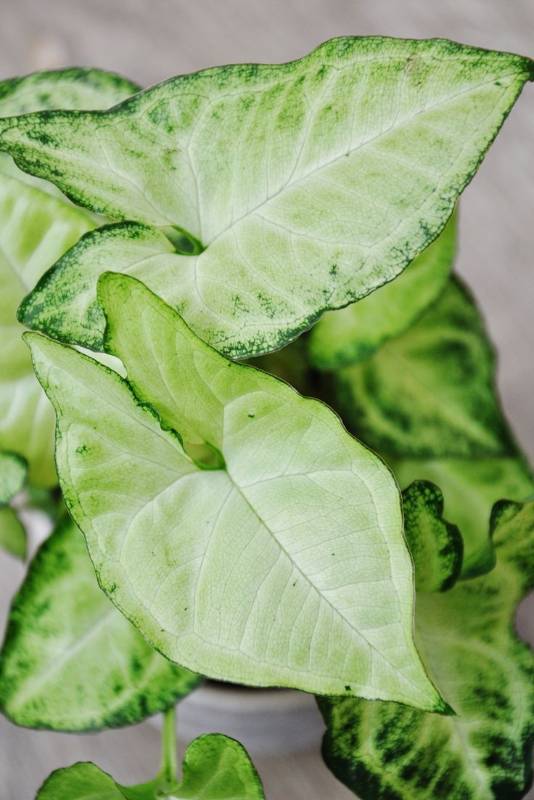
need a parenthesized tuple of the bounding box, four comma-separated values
(395, 456, 534, 578)
(0, 516, 200, 730)
(319, 499, 534, 800)
(309, 212, 456, 369)
(401, 481, 462, 592)
(36, 734, 265, 799)
(6, 38, 532, 357)
(331, 278, 515, 460)
(25, 276, 444, 708)
(0, 68, 138, 486)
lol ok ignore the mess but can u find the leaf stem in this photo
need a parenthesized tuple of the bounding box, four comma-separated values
(159, 706, 178, 788)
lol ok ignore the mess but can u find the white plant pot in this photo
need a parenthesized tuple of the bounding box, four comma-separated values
(151, 683, 325, 757)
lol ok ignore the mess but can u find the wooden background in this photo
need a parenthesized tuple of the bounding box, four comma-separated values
(0, 1, 532, 797)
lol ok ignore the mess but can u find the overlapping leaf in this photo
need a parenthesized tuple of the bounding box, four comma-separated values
(309, 212, 456, 369)
(25, 273, 444, 708)
(319, 499, 534, 800)
(0, 449, 26, 502)
(0, 69, 139, 486)
(0, 67, 140, 187)
(0, 516, 199, 730)
(332, 279, 514, 459)
(36, 734, 265, 799)
(327, 277, 534, 576)
(6, 38, 532, 357)
(0, 450, 27, 559)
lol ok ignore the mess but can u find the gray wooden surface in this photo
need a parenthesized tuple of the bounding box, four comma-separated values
(0, 1, 533, 797)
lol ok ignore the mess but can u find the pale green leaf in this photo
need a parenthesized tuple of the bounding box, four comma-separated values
(0, 69, 138, 487)
(395, 456, 534, 578)
(0, 173, 94, 486)
(0, 67, 140, 191)
(18, 222, 175, 350)
(0, 451, 27, 559)
(319, 499, 534, 800)
(0, 450, 26, 502)
(0, 67, 139, 117)
(401, 481, 462, 592)
(332, 278, 515, 459)
(0, 516, 199, 730)
(309, 211, 456, 369)
(25, 274, 444, 709)
(36, 734, 265, 799)
(0, 507, 26, 560)
(7, 38, 532, 357)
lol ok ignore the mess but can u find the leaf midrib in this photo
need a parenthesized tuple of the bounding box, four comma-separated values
(195, 71, 518, 250)
(217, 471, 425, 696)
(8, 605, 117, 712)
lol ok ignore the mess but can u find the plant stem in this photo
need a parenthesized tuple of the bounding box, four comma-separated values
(159, 706, 178, 787)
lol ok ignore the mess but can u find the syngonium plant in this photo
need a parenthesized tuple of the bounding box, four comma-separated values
(0, 36, 532, 799)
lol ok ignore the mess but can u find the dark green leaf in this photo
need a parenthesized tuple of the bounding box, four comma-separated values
(402, 481, 462, 592)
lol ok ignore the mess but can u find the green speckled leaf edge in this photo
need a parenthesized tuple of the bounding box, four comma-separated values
(17, 222, 169, 351)
(0, 516, 200, 731)
(308, 211, 457, 370)
(0, 67, 140, 191)
(5, 37, 533, 358)
(401, 480, 463, 592)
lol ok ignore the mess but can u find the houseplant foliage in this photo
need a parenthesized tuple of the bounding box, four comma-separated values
(0, 516, 199, 730)
(0, 450, 27, 559)
(0, 68, 140, 489)
(4, 38, 532, 358)
(36, 729, 265, 800)
(319, 499, 534, 799)
(0, 36, 532, 799)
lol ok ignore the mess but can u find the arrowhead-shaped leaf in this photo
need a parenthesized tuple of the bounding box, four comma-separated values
(25, 273, 444, 709)
(401, 481, 462, 592)
(0, 450, 27, 559)
(0, 69, 139, 486)
(0, 516, 199, 730)
(7, 38, 533, 357)
(319, 498, 534, 800)
(36, 734, 265, 799)
(309, 211, 456, 369)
